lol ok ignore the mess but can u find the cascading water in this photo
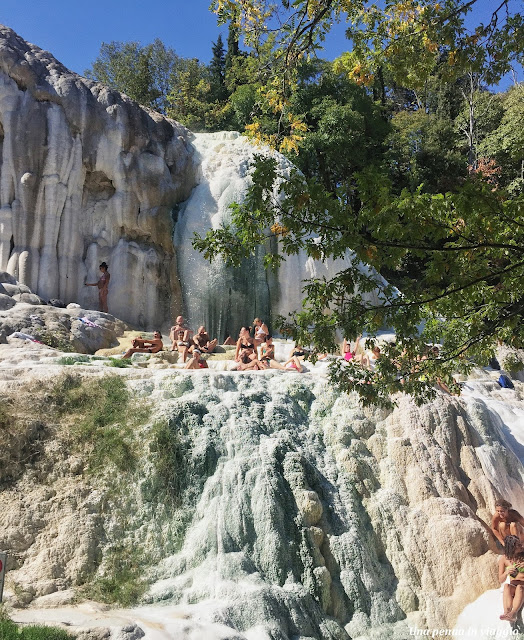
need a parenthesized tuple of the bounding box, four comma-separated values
(3, 354, 524, 639)
(174, 132, 386, 340)
(174, 132, 283, 340)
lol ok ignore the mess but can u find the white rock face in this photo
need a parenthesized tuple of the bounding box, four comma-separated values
(0, 25, 198, 329)
(1, 353, 523, 638)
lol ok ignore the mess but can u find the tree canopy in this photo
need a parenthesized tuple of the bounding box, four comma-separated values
(192, 0, 524, 405)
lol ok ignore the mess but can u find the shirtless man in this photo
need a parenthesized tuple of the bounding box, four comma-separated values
(123, 331, 163, 359)
(492, 499, 524, 545)
(193, 326, 218, 354)
(185, 349, 208, 370)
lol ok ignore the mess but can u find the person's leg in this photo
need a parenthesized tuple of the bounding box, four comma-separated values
(499, 523, 510, 540)
(207, 339, 218, 353)
(502, 585, 524, 621)
(269, 359, 288, 370)
(502, 584, 515, 617)
(99, 291, 108, 313)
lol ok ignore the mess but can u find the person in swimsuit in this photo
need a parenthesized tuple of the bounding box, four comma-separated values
(193, 326, 218, 354)
(492, 499, 524, 545)
(235, 327, 254, 362)
(283, 344, 306, 372)
(236, 345, 262, 370)
(169, 316, 193, 352)
(174, 329, 193, 363)
(85, 262, 110, 313)
(185, 349, 209, 369)
(122, 331, 163, 359)
(257, 336, 288, 370)
(253, 318, 269, 349)
(362, 345, 381, 370)
(342, 336, 362, 362)
(499, 535, 524, 622)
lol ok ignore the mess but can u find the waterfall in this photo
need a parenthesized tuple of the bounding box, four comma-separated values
(174, 132, 386, 340)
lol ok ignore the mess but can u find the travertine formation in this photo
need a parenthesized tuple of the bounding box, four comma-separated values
(1, 356, 522, 639)
(0, 25, 197, 329)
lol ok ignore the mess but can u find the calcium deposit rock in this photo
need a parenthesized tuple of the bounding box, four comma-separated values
(0, 25, 198, 329)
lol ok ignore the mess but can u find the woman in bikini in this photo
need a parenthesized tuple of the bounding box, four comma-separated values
(499, 535, 524, 622)
(85, 262, 110, 313)
(253, 318, 269, 350)
(258, 336, 288, 370)
(235, 327, 254, 362)
(283, 344, 306, 372)
(362, 345, 381, 371)
(236, 345, 262, 370)
(185, 349, 209, 370)
(175, 329, 192, 363)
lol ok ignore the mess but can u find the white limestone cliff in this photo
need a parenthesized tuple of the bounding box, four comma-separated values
(0, 25, 197, 329)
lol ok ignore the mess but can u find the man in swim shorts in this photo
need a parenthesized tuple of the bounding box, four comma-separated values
(193, 326, 218, 353)
(122, 332, 163, 359)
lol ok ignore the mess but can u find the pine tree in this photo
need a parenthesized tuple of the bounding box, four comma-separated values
(209, 34, 227, 102)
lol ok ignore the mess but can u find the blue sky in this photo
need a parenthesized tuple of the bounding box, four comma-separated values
(0, 1, 518, 88)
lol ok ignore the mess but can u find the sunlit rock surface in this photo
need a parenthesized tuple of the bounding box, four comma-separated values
(1, 352, 522, 639)
(0, 25, 197, 329)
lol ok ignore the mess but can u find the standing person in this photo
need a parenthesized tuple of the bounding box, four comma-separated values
(499, 535, 524, 622)
(85, 262, 110, 313)
(492, 499, 524, 546)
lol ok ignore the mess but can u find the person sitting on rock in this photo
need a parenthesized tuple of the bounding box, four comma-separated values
(236, 345, 262, 370)
(499, 535, 524, 622)
(174, 329, 192, 363)
(258, 336, 288, 370)
(122, 331, 163, 359)
(492, 499, 524, 546)
(283, 344, 307, 372)
(235, 327, 254, 362)
(169, 315, 192, 352)
(193, 326, 217, 354)
(185, 348, 208, 369)
(342, 335, 362, 362)
(362, 345, 381, 370)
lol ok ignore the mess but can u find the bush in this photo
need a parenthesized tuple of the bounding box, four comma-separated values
(502, 353, 524, 375)
(105, 358, 132, 368)
(0, 619, 73, 640)
(83, 545, 147, 607)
